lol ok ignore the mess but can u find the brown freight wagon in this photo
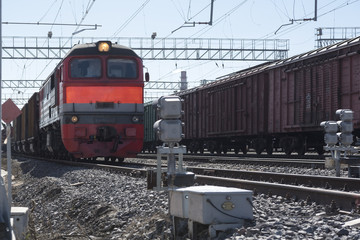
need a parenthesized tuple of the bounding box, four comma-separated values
(178, 37, 360, 155)
(13, 92, 40, 154)
(26, 92, 40, 153)
(12, 114, 22, 152)
(20, 103, 28, 152)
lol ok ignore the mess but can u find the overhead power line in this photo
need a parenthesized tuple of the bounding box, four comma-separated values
(2, 22, 101, 28)
(112, 0, 151, 37)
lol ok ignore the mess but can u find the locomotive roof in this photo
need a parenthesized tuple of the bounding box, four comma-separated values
(64, 42, 140, 58)
(178, 35, 360, 95)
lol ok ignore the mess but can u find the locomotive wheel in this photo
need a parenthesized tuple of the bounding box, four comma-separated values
(104, 157, 110, 161)
(118, 158, 125, 163)
(111, 157, 117, 162)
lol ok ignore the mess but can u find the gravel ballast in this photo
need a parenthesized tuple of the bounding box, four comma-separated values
(6, 157, 360, 239)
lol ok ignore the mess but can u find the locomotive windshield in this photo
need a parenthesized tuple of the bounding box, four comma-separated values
(107, 59, 137, 79)
(70, 58, 101, 78)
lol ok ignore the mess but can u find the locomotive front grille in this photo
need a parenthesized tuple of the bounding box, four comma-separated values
(96, 102, 114, 109)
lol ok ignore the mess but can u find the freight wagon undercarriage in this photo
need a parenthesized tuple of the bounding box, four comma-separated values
(182, 132, 326, 156)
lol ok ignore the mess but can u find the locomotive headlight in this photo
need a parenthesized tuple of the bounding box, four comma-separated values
(132, 116, 139, 123)
(71, 115, 79, 123)
(97, 41, 111, 52)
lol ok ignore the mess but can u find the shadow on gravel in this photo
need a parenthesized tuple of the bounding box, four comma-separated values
(15, 157, 87, 179)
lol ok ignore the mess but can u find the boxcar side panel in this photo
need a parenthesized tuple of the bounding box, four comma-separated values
(280, 71, 291, 132)
(20, 104, 28, 141)
(27, 92, 39, 139)
(348, 55, 360, 127)
(268, 68, 284, 134)
(339, 55, 360, 127)
(235, 80, 247, 134)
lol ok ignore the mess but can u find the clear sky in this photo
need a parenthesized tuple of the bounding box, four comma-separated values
(2, 0, 360, 103)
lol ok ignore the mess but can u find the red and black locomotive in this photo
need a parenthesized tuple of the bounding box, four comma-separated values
(13, 41, 147, 161)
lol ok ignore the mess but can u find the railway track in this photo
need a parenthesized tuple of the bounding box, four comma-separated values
(138, 153, 326, 168)
(14, 155, 360, 212)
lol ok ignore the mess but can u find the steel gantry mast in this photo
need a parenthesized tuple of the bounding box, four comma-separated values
(2, 36, 288, 60)
(2, 36, 289, 104)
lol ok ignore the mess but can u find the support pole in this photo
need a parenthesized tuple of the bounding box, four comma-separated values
(6, 123, 11, 210)
(333, 150, 341, 177)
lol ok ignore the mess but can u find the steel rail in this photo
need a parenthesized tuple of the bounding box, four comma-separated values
(14, 155, 360, 211)
(186, 166, 360, 192)
(137, 153, 326, 168)
(195, 175, 360, 211)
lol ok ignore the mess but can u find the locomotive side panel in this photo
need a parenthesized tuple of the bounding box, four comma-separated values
(143, 102, 157, 147)
(39, 73, 59, 130)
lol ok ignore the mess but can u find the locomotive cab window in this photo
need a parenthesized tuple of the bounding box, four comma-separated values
(107, 59, 137, 79)
(70, 58, 101, 78)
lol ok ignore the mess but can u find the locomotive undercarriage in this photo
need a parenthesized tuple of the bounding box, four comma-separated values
(12, 121, 126, 162)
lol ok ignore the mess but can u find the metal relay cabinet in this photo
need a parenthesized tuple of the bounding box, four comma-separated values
(170, 185, 253, 224)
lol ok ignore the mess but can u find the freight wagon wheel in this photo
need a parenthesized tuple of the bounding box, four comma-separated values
(223, 147, 228, 154)
(266, 144, 273, 155)
(208, 143, 215, 154)
(253, 140, 265, 155)
(266, 138, 274, 155)
(199, 146, 204, 154)
(118, 158, 125, 163)
(296, 145, 306, 156)
(105, 157, 110, 161)
(216, 147, 222, 155)
(295, 138, 306, 156)
(215, 144, 227, 154)
(281, 138, 294, 156)
(240, 144, 248, 154)
(283, 143, 294, 156)
(111, 157, 117, 162)
(255, 147, 263, 155)
(316, 146, 325, 155)
(234, 147, 240, 155)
